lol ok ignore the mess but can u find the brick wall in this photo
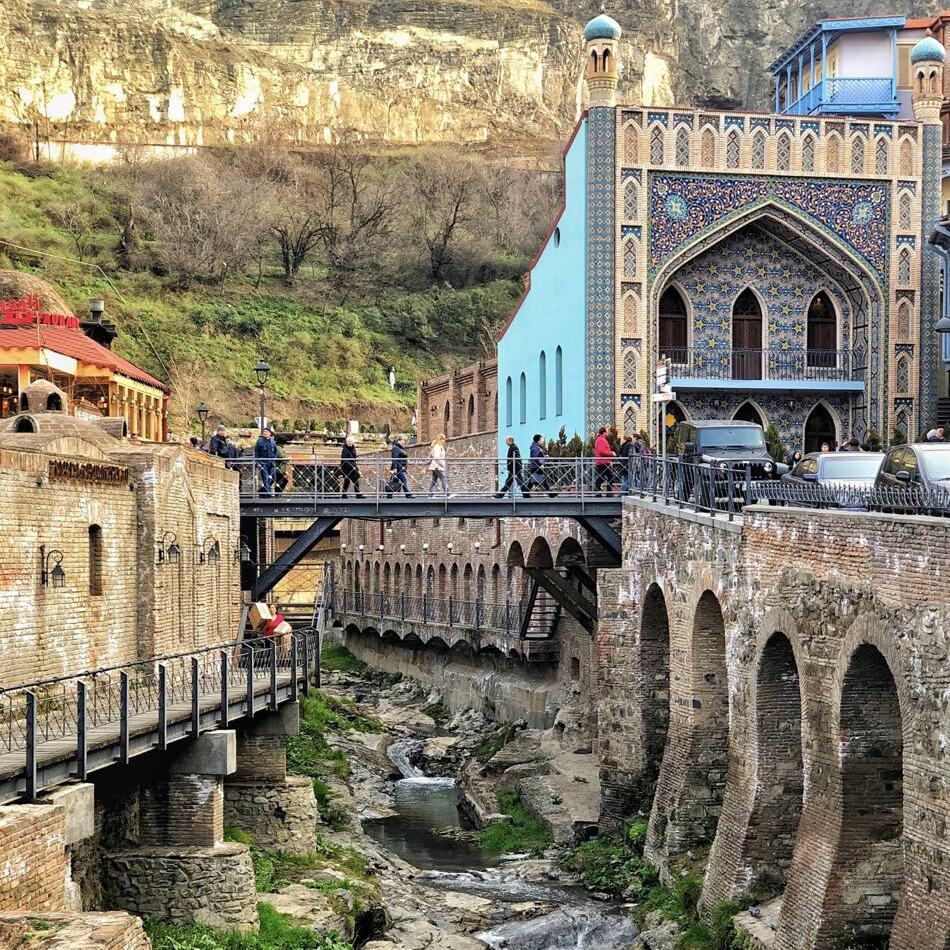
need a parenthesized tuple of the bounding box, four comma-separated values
(417, 359, 497, 443)
(0, 804, 67, 912)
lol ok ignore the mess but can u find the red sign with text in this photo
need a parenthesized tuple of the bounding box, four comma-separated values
(0, 294, 80, 330)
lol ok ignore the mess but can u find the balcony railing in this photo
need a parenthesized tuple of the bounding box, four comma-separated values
(665, 347, 852, 383)
(784, 77, 896, 116)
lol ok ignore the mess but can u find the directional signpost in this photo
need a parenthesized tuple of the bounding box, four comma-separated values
(655, 358, 676, 494)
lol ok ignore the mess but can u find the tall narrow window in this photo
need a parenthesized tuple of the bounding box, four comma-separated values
(897, 300, 911, 340)
(801, 134, 816, 172)
(701, 127, 716, 167)
(519, 372, 526, 425)
(732, 288, 763, 380)
(826, 134, 841, 173)
(505, 376, 512, 426)
(751, 131, 766, 170)
(900, 137, 914, 176)
(88, 524, 103, 597)
(538, 351, 547, 420)
(875, 136, 889, 175)
(675, 127, 690, 167)
(623, 237, 638, 279)
(899, 192, 913, 230)
(898, 248, 912, 285)
(624, 124, 638, 164)
(659, 286, 688, 360)
(650, 125, 664, 165)
(623, 180, 638, 220)
(806, 291, 837, 367)
(776, 132, 791, 171)
(726, 129, 741, 169)
(555, 346, 563, 416)
(851, 135, 866, 175)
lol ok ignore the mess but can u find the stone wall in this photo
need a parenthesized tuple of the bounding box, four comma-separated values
(417, 359, 498, 444)
(224, 776, 318, 856)
(0, 804, 67, 912)
(0, 912, 150, 950)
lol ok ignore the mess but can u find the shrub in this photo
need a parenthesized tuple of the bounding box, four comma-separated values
(478, 790, 551, 855)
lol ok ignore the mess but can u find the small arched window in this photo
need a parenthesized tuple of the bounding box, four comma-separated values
(504, 376, 512, 427)
(467, 393, 475, 433)
(900, 137, 914, 176)
(623, 293, 638, 336)
(675, 126, 690, 167)
(898, 248, 913, 285)
(701, 127, 716, 167)
(897, 299, 911, 340)
(555, 346, 563, 416)
(88, 524, 103, 597)
(806, 291, 837, 367)
(623, 237, 638, 279)
(776, 132, 791, 171)
(802, 134, 816, 172)
(726, 129, 741, 169)
(874, 136, 889, 175)
(659, 286, 688, 358)
(47, 392, 62, 412)
(850, 135, 866, 175)
(826, 134, 841, 172)
(931, 69, 939, 94)
(624, 124, 638, 164)
(899, 191, 913, 230)
(590, 50, 599, 73)
(623, 180, 638, 220)
(538, 351, 547, 420)
(603, 49, 611, 72)
(444, 401, 450, 429)
(750, 131, 766, 170)
(519, 372, 526, 425)
(650, 125, 665, 165)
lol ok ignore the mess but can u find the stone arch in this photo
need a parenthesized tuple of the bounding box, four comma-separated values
(383, 562, 391, 596)
(658, 283, 689, 359)
(450, 562, 459, 599)
(526, 536, 554, 569)
(491, 563, 501, 604)
(806, 289, 839, 367)
(817, 643, 905, 946)
(506, 541, 525, 602)
(416, 563, 424, 598)
(476, 564, 485, 602)
(733, 399, 766, 428)
(874, 135, 889, 175)
(373, 561, 381, 594)
(640, 583, 671, 792)
(467, 393, 475, 434)
(425, 564, 435, 597)
(803, 399, 840, 453)
(437, 563, 448, 599)
(555, 536, 586, 569)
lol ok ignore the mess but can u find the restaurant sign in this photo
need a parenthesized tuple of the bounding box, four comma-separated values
(0, 294, 80, 329)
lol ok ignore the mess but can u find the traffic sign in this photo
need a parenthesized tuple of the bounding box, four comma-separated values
(652, 391, 677, 403)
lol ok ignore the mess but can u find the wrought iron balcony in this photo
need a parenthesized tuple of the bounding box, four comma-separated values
(666, 347, 856, 388)
(784, 77, 897, 116)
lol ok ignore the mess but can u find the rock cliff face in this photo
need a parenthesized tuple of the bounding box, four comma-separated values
(0, 0, 939, 157)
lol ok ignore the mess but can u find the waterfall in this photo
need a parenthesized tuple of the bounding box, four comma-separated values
(387, 738, 425, 778)
(476, 906, 639, 949)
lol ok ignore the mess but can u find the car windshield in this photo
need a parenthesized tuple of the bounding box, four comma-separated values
(698, 426, 765, 449)
(921, 449, 950, 481)
(819, 456, 882, 480)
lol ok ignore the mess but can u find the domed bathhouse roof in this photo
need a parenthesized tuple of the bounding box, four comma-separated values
(584, 11, 621, 41)
(18, 380, 68, 415)
(912, 33, 946, 64)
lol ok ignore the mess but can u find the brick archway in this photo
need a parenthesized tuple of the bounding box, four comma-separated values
(641, 583, 671, 793)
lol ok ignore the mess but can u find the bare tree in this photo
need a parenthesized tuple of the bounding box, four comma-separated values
(48, 202, 95, 261)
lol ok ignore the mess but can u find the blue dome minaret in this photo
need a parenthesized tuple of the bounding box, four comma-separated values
(911, 30, 946, 123)
(585, 8, 621, 107)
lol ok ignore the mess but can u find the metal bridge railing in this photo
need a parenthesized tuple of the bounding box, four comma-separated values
(751, 480, 950, 515)
(0, 632, 320, 797)
(332, 588, 525, 636)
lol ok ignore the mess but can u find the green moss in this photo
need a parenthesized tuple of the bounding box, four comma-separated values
(319, 647, 366, 674)
(478, 790, 551, 855)
(562, 834, 658, 897)
(422, 702, 450, 724)
(145, 902, 353, 949)
(473, 722, 517, 763)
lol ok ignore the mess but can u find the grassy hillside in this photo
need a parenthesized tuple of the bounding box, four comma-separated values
(0, 147, 546, 433)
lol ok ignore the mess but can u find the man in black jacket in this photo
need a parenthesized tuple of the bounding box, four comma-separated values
(496, 436, 526, 496)
(208, 426, 229, 459)
(388, 437, 412, 497)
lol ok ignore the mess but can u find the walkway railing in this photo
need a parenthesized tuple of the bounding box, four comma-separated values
(333, 588, 525, 635)
(752, 480, 950, 514)
(664, 347, 852, 382)
(784, 76, 896, 115)
(0, 632, 319, 798)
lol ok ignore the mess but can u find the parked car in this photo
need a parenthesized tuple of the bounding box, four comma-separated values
(779, 451, 884, 509)
(872, 443, 950, 513)
(675, 420, 786, 505)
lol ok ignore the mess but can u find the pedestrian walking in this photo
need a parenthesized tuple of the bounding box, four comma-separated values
(528, 434, 554, 495)
(254, 427, 277, 495)
(618, 434, 635, 493)
(388, 436, 413, 497)
(208, 425, 229, 459)
(340, 436, 364, 497)
(496, 436, 526, 496)
(593, 426, 616, 494)
(427, 434, 448, 496)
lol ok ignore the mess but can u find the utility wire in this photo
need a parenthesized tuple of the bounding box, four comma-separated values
(0, 238, 171, 378)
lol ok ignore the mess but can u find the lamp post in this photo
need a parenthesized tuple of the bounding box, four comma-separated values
(197, 402, 209, 446)
(254, 359, 271, 435)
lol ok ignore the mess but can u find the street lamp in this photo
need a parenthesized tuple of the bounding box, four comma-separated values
(40, 545, 66, 588)
(199, 536, 220, 565)
(197, 402, 209, 445)
(157, 531, 180, 565)
(254, 359, 271, 435)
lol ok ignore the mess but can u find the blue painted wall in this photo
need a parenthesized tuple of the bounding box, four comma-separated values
(497, 118, 588, 459)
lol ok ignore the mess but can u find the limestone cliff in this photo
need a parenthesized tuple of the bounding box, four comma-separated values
(0, 0, 940, 157)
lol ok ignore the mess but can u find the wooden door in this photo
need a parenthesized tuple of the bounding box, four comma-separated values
(732, 289, 763, 379)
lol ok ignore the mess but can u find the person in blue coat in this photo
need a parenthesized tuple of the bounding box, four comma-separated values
(388, 436, 412, 497)
(255, 427, 277, 495)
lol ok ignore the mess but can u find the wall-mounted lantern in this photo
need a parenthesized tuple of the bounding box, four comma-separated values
(199, 536, 220, 565)
(157, 531, 180, 565)
(40, 545, 66, 588)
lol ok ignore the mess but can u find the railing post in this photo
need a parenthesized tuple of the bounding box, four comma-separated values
(314, 629, 322, 690)
(76, 681, 87, 781)
(120, 671, 130, 764)
(744, 464, 753, 507)
(269, 639, 278, 710)
(191, 657, 200, 737)
(157, 663, 167, 750)
(245, 644, 255, 718)
(290, 633, 299, 702)
(726, 468, 735, 521)
(25, 691, 37, 799)
(707, 464, 716, 514)
(301, 633, 310, 696)
(219, 650, 229, 726)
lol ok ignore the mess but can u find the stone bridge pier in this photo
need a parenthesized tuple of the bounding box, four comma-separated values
(598, 497, 950, 950)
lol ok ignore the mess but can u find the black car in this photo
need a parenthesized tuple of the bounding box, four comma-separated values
(872, 443, 950, 513)
(675, 420, 786, 504)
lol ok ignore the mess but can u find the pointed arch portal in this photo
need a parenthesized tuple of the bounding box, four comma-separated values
(732, 288, 763, 380)
(805, 402, 837, 453)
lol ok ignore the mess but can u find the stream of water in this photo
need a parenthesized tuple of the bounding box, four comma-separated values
(364, 738, 639, 949)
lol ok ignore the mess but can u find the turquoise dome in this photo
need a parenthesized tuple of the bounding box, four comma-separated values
(911, 34, 946, 64)
(584, 12, 622, 41)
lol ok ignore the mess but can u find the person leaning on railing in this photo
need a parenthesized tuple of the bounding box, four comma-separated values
(593, 426, 616, 494)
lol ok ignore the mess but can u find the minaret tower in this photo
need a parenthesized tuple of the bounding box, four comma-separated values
(584, 6, 622, 108)
(911, 29, 946, 123)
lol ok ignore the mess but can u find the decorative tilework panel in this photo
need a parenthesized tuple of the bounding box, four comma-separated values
(649, 173, 890, 281)
(670, 225, 851, 357)
(919, 124, 942, 424)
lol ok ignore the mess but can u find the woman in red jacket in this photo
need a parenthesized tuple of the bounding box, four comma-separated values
(593, 426, 616, 494)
